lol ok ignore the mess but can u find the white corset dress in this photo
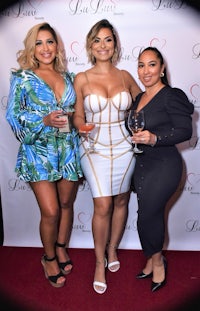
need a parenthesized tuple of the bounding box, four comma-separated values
(79, 91, 135, 198)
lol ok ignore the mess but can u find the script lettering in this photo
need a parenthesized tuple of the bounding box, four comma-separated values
(8, 179, 31, 191)
(186, 220, 200, 232)
(192, 43, 200, 59)
(68, 0, 116, 15)
(152, 0, 186, 10)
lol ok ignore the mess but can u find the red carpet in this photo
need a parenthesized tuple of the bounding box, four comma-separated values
(0, 246, 200, 311)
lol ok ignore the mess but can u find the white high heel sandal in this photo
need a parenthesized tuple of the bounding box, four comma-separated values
(93, 281, 107, 294)
(93, 258, 107, 294)
(107, 244, 120, 272)
(108, 260, 120, 272)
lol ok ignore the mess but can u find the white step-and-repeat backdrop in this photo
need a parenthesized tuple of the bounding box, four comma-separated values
(0, 0, 199, 250)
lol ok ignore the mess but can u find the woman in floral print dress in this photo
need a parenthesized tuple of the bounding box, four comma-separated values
(6, 22, 83, 288)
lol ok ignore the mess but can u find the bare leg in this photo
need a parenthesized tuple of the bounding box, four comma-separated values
(92, 196, 113, 292)
(107, 191, 130, 271)
(139, 251, 166, 292)
(56, 179, 79, 273)
(141, 257, 153, 275)
(152, 251, 165, 283)
(30, 181, 65, 286)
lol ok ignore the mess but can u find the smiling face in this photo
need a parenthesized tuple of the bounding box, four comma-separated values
(34, 30, 58, 67)
(90, 27, 115, 63)
(138, 50, 165, 88)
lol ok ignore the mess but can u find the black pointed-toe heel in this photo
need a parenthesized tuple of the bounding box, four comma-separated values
(151, 257, 167, 292)
(151, 279, 166, 292)
(136, 271, 153, 279)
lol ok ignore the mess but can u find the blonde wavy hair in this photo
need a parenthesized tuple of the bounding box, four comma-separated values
(86, 19, 121, 66)
(17, 22, 66, 73)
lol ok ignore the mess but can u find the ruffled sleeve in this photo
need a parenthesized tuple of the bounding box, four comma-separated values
(6, 70, 45, 144)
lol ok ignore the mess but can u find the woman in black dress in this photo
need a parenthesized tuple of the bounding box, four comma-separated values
(131, 47, 194, 292)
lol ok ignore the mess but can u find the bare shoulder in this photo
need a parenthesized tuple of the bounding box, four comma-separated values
(120, 69, 141, 99)
(121, 69, 136, 81)
(74, 72, 88, 89)
(74, 71, 86, 82)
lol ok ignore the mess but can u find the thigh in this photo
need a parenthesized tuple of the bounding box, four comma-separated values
(93, 196, 113, 215)
(29, 180, 59, 216)
(113, 192, 131, 208)
(57, 179, 79, 206)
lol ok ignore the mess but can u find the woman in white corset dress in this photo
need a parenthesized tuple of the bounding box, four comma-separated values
(73, 19, 141, 294)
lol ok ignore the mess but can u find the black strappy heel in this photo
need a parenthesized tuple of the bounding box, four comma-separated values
(41, 255, 65, 288)
(55, 242, 73, 275)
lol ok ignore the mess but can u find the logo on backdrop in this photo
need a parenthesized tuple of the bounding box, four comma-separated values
(130, 37, 167, 62)
(8, 178, 32, 191)
(185, 219, 200, 232)
(73, 211, 92, 232)
(151, 0, 187, 11)
(73, 180, 92, 232)
(150, 37, 166, 49)
(67, 0, 119, 15)
(0, 1, 43, 18)
(78, 179, 91, 192)
(131, 46, 145, 61)
(125, 219, 137, 231)
(66, 40, 86, 67)
(189, 136, 200, 150)
(1, 95, 8, 110)
(192, 43, 200, 60)
(182, 172, 200, 194)
(121, 38, 166, 65)
(190, 83, 200, 108)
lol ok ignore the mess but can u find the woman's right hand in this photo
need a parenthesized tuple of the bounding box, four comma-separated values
(78, 124, 88, 138)
(43, 110, 67, 128)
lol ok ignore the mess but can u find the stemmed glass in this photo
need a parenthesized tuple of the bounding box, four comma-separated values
(79, 123, 96, 153)
(128, 110, 145, 154)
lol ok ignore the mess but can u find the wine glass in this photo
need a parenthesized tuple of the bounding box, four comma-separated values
(128, 110, 145, 154)
(79, 123, 96, 153)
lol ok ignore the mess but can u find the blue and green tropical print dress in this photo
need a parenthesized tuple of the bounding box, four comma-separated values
(6, 69, 83, 182)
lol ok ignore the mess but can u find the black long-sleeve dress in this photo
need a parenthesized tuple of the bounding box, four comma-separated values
(131, 86, 194, 257)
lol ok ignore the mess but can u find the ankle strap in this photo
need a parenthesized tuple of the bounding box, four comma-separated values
(43, 255, 56, 262)
(55, 241, 66, 248)
(108, 244, 117, 250)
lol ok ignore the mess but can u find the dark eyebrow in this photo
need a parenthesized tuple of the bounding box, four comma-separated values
(95, 36, 112, 40)
(138, 60, 157, 64)
(36, 37, 54, 41)
(104, 36, 112, 39)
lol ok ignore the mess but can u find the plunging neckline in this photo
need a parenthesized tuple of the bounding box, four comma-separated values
(30, 70, 66, 104)
(136, 86, 167, 111)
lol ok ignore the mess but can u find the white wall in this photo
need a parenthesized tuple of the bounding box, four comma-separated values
(0, 0, 199, 250)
